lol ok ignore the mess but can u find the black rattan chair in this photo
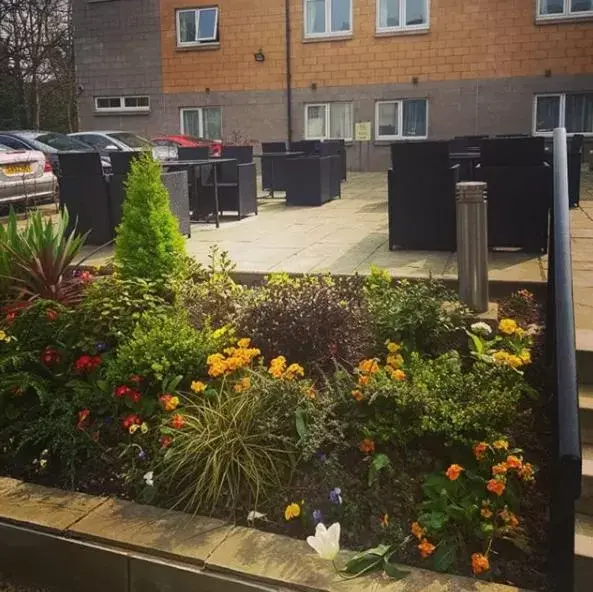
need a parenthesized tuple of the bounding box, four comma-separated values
(320, 142, 342, 199)
(291, 140, 321, 156)
(261, 142, 287, 191)
(388, 141, 458, 251)
(285, 156, 332, 206)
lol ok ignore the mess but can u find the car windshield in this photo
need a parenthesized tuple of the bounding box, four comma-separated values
(185, 135, 209, 143)
(110, 132, 153, 149)
(23, 132, 92, 152)
(0, 145, 10, 152)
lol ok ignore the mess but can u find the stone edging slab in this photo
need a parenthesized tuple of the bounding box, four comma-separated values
(0, 477, 529, 592)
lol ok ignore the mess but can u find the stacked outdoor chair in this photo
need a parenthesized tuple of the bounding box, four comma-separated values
(476, 137, 549, 253)
(291, 140, 321, 156)
(388, 141, 458, 250)
(261, 141, 288, 192)
(198, 145, 257, 219)
(319, 141, 342, 199)
(285, 155, 333, 206)
(569, 134, 584, 208)
(173, 147, 210, 222)
(58, 152, 112, 244)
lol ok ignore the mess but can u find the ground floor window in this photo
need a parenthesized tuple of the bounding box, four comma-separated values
(534, 93, 593, 135)
(375, 99, 428, 140)
(305, 102, 353, 141)
(180, 107, 222, 139)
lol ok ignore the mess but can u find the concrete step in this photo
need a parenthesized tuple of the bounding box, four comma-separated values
(575, 513, 593, 591)
(577, 330, 593, 384)
(576, 444, 593, 516)
(580, 384, 593, 446)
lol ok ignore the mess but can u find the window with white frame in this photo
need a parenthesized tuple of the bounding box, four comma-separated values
(534, 93, 593, 135)
(537, 0, 593, 19)
(95, 96, 150, 112)
(375, 99, 428, 140)
(176, 7, 219, 47)
(304, 0, 352, 37)
(377, 0, 429, 32)
(180, 107, 222, 139)
(305, 103, 353, 141)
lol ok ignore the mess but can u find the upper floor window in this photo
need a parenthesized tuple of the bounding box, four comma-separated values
(176, 7, 219, 47)
(305, 102, 353, 141)
(180, 107, 222, 139)
(533, 93, 593, 135)
(375, 99, 428, 140)
(304, 0, 352, 38)
(537, 0, 593, 19)
(377, 0, 429, 32)
(95, 96, 150, 113)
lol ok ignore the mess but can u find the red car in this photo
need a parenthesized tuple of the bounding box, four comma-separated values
(151, 134, 222, 158)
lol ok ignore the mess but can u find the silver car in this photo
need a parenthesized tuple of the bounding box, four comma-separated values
(0, 145, 57, 206)
(69, 131, 176, 161)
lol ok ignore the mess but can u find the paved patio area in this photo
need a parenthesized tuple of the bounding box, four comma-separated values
(79, 167, 593, 331)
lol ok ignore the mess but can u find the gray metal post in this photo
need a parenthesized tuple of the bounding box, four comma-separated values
(456, 181, 488, 313)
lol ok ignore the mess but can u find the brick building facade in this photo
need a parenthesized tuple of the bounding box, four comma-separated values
(73, 0, 593, 171)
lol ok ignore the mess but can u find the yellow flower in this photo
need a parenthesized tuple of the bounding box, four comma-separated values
(284, 363, 305, 380)
(507, 355, 523, 369)
(284, 502, 301, 521)
(269, 356, 287, 378)
(233, 376, 251, 393)
(493, 439, 509, 450)
(191, 381, 207, 394)
(140, 422, 149, 434)
(391, 369, 406, 382)
(386, 354, 404, 369)
(0, 330, 10, 343)
(358, 359, 380, 375)
(386, 341, 401, 353)
(492, 350, 510, 365)
(304, 386, 316, 400)
(518, 349, 531, 365)
(237, 338, 251, 349)
(515, 327, 526, 338)
(129, 424, 140, 435)
(212, 326, 228, 339)
(499, 318, 518, 335)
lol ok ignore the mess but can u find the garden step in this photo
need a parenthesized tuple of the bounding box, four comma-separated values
(579, 384, 593, 446)
(575, 512, 593, 591)
(576, 444, 593, 516)
(577, 330, 593, 384)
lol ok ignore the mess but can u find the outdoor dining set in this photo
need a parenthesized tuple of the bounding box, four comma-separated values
(57, 139, 347, 245)
(388, 134, 584, 254)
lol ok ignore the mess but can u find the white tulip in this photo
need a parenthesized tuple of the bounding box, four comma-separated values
(306, 522, 340, 560)
(143, 471, 154, 487)
(247, 510, 266, 522)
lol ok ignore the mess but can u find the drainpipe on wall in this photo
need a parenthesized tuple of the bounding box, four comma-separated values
(285, 0, 293, 147)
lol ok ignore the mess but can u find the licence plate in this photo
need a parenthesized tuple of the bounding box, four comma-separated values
(3, 164, 32, 175)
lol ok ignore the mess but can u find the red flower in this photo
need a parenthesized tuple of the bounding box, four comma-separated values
(121, 414, 142, 430)
(170, 414, 186, 429)
(77, 409, 90, 430)
(73, 354, 102, 373)
(40, 346, 61, 366)
(46, 309, 58, 321)
(4, 301, 28, 323)
(80, 271, 92, 282)
(129, 374, 142, 384)
(160, 435, 173, 448)
(127, 389, 142, 404)
(114, 385, 130, 398)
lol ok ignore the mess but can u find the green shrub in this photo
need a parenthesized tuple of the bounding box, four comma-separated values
(106, 311, 224, 387)
(115, 153, 186, 280)
(159, 366, 305, 514)
(237, 275, 372, 370)
(364, 269, 470, 355)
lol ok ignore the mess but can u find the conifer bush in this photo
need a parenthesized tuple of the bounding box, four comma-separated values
(115, 153, 186, 280)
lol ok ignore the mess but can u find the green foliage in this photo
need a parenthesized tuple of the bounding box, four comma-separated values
(115, 153, 187, 281)
(176, 246, 243, 330)
(342, 544, 409, 580)
(106, 311, 223, 387)
(414, 443, 535, 574)
(237, 275, 372, 370)
(364, 269, 470, 355)
(77, 275, 172, 346)
(0, 208, 88, 305)
(159, 367, 304, 514)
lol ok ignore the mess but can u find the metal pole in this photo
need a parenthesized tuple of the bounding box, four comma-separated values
(456, 181, 488, 313)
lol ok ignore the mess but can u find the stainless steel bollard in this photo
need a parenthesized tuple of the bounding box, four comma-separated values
(456, 182, 488, 313)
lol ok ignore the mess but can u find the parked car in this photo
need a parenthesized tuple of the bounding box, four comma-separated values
(0, 144, 58, 206)
(152, 134, 222, 158)
(69, 131, 175, 161)
(0, 131, 111, 175)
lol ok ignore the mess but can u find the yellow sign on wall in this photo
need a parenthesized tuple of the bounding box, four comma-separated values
(355, 122, 372, 142)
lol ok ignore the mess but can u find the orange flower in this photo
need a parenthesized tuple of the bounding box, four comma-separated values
(170, 414, 186, 429)
(359, 438, 375, 454)
(391, 369, 406, 381)
(380, 513, 389, 528)
(492, 462, 508, 476)
(351, 389, 364, 402)
(159, 394, 180, 412)
(499, 507, 520, 528)
(480, 507, 493, 519)
(411, 522, 425, 540)
(445, 464, 464, 481)
(304, 386, 316, 400)
(358, 359, 380, 375)
(160, 435, 173, 448)
(358, 375, 369, 387)
(473, 442, 488, 460)
(471, 553, 490, 575)
(506, 455, 523, 470)
(519, 462, 535, 482)
(418, 539, 436, 558)
(487, 478, 506, 496)
(76, 409, 90, 431)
